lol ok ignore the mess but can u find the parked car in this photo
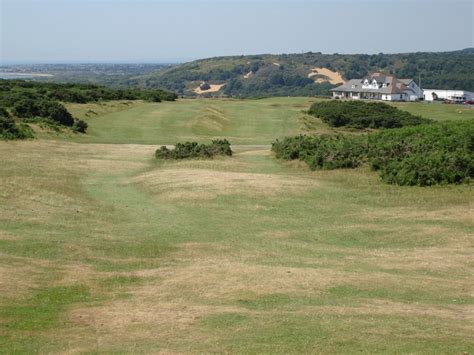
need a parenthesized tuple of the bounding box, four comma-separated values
(463, 100, 474, 105)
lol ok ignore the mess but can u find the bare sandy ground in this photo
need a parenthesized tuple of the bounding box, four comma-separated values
(194, 83, 225, 94)
(308, 67, 345, 84)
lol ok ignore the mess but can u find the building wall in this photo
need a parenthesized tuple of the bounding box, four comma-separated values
(382, 94, 406, 101)
(423, 89, 474, 102)
(407, 81, 423, 100)
(333, 92, 406, 101)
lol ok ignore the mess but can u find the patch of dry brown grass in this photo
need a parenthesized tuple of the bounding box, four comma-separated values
(1, 139, 473, 352)
(133, 167, 316, 201)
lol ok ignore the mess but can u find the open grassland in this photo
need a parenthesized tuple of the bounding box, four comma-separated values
(1, 98, 473, 352)
(391, 101, 474, 122)
(62, 98, 474, 145)
(64, 98, 315, 145)
(1, 142, 473, 353)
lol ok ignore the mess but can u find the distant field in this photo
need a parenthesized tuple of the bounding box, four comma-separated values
(1, 97, 473, 352)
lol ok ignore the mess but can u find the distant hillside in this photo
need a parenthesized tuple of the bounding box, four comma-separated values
(131, 49, 474, 97)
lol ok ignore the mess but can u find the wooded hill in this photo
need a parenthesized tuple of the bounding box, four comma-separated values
(131, 48, 474, 97)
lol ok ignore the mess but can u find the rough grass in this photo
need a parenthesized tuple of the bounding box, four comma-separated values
(1, 137, 473, 353)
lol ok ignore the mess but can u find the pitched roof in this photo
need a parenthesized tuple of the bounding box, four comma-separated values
(399, 79, 413, 85)
(331, 74, 412, 95)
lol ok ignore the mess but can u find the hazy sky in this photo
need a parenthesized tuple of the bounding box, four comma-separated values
(1, 0, 473, 64)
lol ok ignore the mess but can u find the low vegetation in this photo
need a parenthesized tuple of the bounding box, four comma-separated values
(368, 120, 474, 186)
(308, 100, 430, 128)
(273, 120, 473, 186)
(155, 139, 232, 159)
(0, 107, 33, 140)
(272, 134, 367, 170)
(0, 80, 178, 104)
(0, 80, 177, 138)
(12, 98, 76, 127)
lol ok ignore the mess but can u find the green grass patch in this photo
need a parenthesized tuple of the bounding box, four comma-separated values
(328, 285, 474, 305)
(0, 285, 92, 331)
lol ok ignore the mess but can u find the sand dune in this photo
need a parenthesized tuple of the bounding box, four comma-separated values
(194, 83, 225, 94)
(308, 67, 344, 84)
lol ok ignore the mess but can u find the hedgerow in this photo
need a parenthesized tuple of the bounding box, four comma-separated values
(308, 100, 430, 128)
(155, 139, 232, 159)
(272, 120, 473, 186)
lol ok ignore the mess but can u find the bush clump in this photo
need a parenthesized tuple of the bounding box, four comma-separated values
(272, 120, 473, 186)
(199, 82, 211, 91)
(272, 134, 367, 170)
(155, 139, 232, 159)
(12, 98, 74, 126)
(0, 107, 33, 140)
(308, 100, 430, 129)
(72, 119, 88, 133)
(368, 120, 473, 186)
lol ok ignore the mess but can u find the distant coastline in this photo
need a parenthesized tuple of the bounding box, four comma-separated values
(0, 72, 54, 79)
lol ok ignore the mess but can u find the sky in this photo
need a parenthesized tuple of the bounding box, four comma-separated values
(1, 0, 473, 64)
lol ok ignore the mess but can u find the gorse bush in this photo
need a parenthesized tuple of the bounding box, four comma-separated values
(368, 120, 473, 186)
(155, 139, 232, 160)
(272, 120, 473, 186)
(72, 119, 88, 133)
(12, 99, 74, 126)
(0, 107, 33, 140)
(272, 135, 367, 170)
(308, 100, 430, 129)
(0, 80, 178, 105)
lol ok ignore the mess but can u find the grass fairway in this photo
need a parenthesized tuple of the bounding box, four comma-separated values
(64, 97, 315, 145)
(391, 101, 474, 122)
(1, 98, 473, 352)
(62, 98, 474, 145)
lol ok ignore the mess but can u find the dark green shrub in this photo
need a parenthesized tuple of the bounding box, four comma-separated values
(308, 100, 430, 129)
(155, 139, 232, 160)
(199, 82, 211, 91)
(272, 121, 473, 186)
(207, 139, 232, 156)
(42, 102, 74, 126)
(12, 98, 40, 118)
(0, 107, 9, 118)
(272, 134, 367, 170)
(368, 120, 473, 186)
(0, 108, 33, 140)
(0, 80, 177, 105)
(72, 119, 88, 133)
(13, 99, 74, 126)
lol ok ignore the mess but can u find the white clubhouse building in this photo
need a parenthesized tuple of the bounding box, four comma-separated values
(331, 73, 423, 101)
(423, 89, 474, 103)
